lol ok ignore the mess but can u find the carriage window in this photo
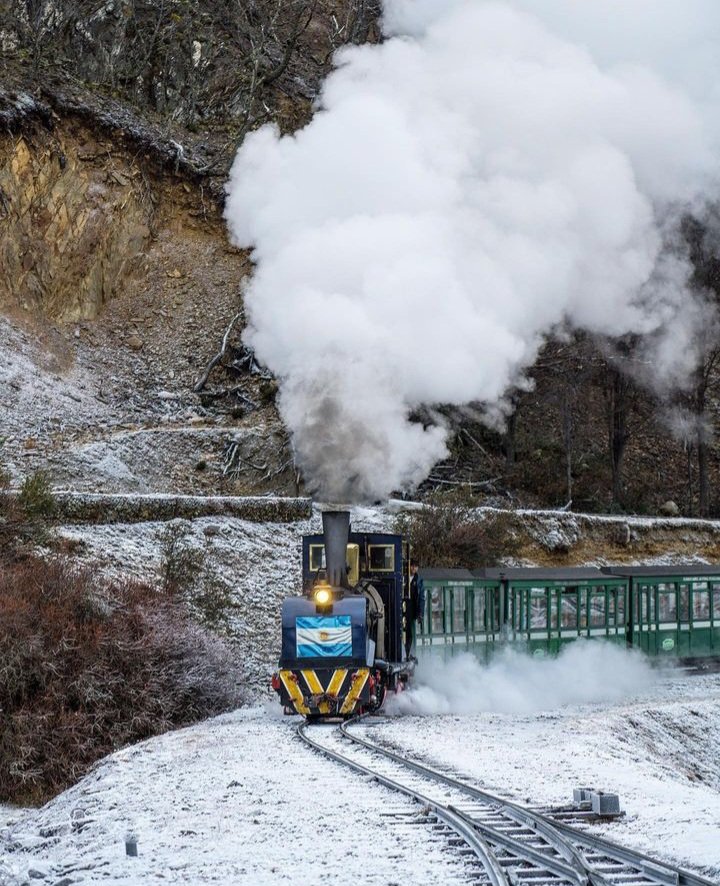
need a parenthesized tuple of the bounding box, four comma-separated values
(590, 592, 606, 627)
(491, 593, 501, 631)
(637, 585, 647, 622)
(616, 588, 625, 623)
(560, 589, 578, 628)
(678, 584, 690, 622)
(530, 588, 547, 629)
(658, 589, 677, 623)
(368, 545, 395, 571)
(713, 584, 720, 620)
(693, 587, 710, 620)
(550, 590, 559, 630)
(452, 588, 466, 633)
(579, 588, 589, 629)
(430, 587, 445, 634)
(474, 591, 486, 632)
(513, 591, 524, 631)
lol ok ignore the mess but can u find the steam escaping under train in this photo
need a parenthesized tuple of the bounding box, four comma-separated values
(272, 511, 720, 718)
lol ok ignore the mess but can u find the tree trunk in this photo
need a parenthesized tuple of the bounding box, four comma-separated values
(608, 369, 630, 509)
(698, 438, 709, 517)
(695, 372, 710, 517)
(503, 407, 517, 470)
(562, 389, 573, 505)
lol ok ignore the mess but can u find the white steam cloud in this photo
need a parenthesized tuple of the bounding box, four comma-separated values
(387, 642, 656, 716)
(225, 0, 720, 502)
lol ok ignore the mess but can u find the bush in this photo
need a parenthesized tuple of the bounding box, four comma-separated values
(17, 470, 56, 521)
(397, 498, 520, 569)
(0, 557, 244, 805)
(0, 469, 57, 561)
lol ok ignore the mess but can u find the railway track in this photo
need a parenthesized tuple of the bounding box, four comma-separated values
(297, 716, 717, 886)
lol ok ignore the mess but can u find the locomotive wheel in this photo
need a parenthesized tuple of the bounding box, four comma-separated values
(365, 682, 387, 713)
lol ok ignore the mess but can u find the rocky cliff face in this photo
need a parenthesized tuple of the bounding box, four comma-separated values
(1, 122, 150, 321)
(0, 108, 298, 497)
(0, 1, 382, 499)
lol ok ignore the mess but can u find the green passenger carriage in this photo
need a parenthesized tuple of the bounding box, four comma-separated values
(416, 564, 720, 662)
(603, 565, 720, 657)
(417, 569, 502, 662)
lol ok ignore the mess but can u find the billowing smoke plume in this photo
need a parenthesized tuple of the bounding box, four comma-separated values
(225, 0, 720, 502)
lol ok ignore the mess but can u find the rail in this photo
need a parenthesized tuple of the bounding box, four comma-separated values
(296, 716, 717, 886)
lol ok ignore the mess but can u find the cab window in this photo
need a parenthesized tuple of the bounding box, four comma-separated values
(368, 544, 395, 571)
(308, 543, 360, 585)
(309, 544, 325, 571)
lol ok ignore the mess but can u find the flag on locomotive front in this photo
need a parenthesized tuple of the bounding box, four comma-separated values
(296, 615, 353, 658)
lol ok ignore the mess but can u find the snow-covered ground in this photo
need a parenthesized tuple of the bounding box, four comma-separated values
(3, 658, 719, 885)
(4, 504, 720, 884)
(1, 707, 472, 886)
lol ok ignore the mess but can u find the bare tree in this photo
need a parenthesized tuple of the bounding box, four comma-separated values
(683, 214, 720, 516)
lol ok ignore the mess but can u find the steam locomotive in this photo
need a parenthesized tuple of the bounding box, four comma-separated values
(271, 511, 415, 718)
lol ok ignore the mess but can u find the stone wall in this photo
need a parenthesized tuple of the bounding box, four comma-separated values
(35, 492, 311, 524)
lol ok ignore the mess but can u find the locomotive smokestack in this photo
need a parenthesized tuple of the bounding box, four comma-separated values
(322, 510, 350, 589)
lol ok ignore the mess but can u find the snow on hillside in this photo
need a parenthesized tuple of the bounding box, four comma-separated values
(53, 505, 387, 689)
(1, 707, 472, 886)
(3, 667, 719, 885)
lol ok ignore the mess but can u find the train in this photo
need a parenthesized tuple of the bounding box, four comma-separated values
(272, 511, 415, 719)
(272, 511, 720, 717)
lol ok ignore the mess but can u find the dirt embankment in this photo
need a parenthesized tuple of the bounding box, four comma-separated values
(0, 111, 298, 498)
(508, 508, 720, 565)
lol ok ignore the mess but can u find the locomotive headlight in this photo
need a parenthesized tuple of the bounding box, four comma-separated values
(314, 587, 331, 606)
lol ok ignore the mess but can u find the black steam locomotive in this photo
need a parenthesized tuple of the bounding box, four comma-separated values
(271, 511, 415, 718)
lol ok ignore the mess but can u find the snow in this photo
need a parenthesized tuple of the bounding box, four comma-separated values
(3, 666, 719, 884)
(4, 503, 720, 883)
(1, 707, 472, 886)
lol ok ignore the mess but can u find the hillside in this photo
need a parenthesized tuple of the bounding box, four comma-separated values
(2, 1, 720, 514)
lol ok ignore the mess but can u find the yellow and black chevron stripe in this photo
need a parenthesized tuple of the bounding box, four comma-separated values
(278, 667, 370, 716)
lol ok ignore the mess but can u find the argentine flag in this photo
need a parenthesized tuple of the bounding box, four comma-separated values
(296, 615, 352, 658)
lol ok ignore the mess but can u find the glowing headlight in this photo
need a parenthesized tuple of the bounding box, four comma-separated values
(314, 587, 331, 605)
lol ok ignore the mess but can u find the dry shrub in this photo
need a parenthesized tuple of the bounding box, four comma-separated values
(0, 557, 244, 805)
(398, 498, 520, 569)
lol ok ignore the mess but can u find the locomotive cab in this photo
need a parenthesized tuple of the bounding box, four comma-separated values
(273, 511, 415, 718)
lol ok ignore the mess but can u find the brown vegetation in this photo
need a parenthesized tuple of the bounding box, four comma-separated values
(397, 497, 520, 570)
(0, 557, 244, 804)
(425, 327, 720, 519)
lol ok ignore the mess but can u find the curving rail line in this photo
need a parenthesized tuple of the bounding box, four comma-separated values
(297, 716, 717, 886)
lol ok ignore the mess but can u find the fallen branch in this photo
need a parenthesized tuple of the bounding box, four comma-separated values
(194, 312, 243, 393)
(427, 476, 502, 489)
